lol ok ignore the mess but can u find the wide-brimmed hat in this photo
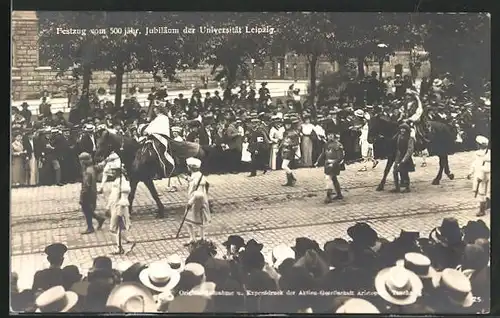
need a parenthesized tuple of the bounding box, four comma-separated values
(433, 78, 443, 86)
(335, 298, 380, 313)
(271, 244, 295, 269)
(324, 239, 355, 268)
(245, 239, 264, 252)
(291, 237, 321, 259)
(106, 282, 158, 312)
(166, 254, 185, 272)
(430, 218, 463, 246)
(436, 268, 474, 307)
(347, 222, 378, 246)
(222, 235, 246, 250)
(186, 157, 201, 169)
(35, 286, 78, 313)
(462, 219, 490, 243)
(375, 265, 423, 306)
(354, 109, 365, 118)
(396, 252, 439, 288)
(475, 135, 489, 146)
(139, 261, 181, 293)
(182, 263, 216, 298)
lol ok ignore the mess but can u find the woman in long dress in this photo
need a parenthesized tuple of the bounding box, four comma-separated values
(106, 164, 136, 255)
(300, 115, 315, 167)
(183, 157, 211, 246)
(269, 117, 284, 170)
(11, 132, 27, 187)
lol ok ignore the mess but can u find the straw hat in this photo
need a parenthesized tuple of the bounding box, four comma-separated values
(106, 282, 158, 312)
(35, 286, 78, 313)
(354, 109, 365, 118)
(186, 157, 201, 169)
(436, 268, 474, 308)
(374, 265, 423, 305)
(475, 135, 489, 146)
(335, 298, 380, 313)
(433, 79, 443, 87)
(396, 253, 440, 288)
(139, 261, 181, 293)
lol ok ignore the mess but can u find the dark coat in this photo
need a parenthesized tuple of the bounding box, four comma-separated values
(395, 134, 415, 172)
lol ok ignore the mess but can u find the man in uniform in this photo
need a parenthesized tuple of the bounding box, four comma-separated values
(280, 118, 300, 186)
(315, 130, 345, 203)
(32, 243, 67, 294)
(247, 118, 271, 177)
(392, 123, 416, 193)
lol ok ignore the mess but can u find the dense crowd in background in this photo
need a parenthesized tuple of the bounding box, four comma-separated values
(10, 217, 490, 313)
(11, 71, 490, 187)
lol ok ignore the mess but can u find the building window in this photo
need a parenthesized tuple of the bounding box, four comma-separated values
(277, 60, 281, 77)
(38, 21, 51, 67)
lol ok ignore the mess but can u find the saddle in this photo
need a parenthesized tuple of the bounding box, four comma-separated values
(414, 121, 431, 144)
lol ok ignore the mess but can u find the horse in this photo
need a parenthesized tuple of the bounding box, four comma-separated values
(368, 114, 456, 191)
(94, 129, 206, 218)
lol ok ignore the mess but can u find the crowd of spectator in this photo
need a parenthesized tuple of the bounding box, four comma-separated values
(11, 72, 490, 187)
(10, 217, 490, 313)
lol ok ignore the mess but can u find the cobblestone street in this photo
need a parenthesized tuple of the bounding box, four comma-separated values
(11, 151, 489, 291)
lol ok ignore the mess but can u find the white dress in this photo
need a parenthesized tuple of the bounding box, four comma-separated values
(470, 149, 490, 201)
(185, 171, 211, 227)
(241, 142, 252, 163)
(107, 176, 131, 233)
(359, 123, 373, 157)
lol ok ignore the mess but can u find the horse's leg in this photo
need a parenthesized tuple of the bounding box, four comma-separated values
(376, 156, 394, 191)
(443, 155, 454, 180)
(432, 155, 445, 185)
(144, 178, 165, 218)
(128, 179, 139, 214)
(128, 179, 139, 215)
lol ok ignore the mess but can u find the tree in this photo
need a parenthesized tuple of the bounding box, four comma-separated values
(38, 12, 201, 107)
(193, 12, 275, 88)
(268, 12, 337, 113)
(413, 13, 490, 93)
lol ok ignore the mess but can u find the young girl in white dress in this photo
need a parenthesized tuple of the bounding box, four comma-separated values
(183, 157, 211, 246)
(106, 164, 136, 255)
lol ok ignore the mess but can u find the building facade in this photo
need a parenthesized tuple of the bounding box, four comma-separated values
(11, 11, 219, 101)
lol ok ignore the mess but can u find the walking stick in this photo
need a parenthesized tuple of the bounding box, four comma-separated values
(175, 205, 190, 239)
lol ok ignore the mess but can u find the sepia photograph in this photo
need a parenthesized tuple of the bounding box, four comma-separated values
(10, 11, 490, 314)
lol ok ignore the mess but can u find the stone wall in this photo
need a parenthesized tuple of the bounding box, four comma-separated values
(11, 11, 219, 101)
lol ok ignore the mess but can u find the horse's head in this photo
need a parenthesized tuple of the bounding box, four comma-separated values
(367, 114, 397, 143)
(94, 129, 118, 163)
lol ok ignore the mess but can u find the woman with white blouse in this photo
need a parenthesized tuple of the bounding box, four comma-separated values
(300, 114, 315, 167)
(269, 117, 285, 170)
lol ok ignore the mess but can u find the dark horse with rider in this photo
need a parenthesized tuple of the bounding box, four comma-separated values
(93, 116, 209, 218)
(368, 90, 458, 192)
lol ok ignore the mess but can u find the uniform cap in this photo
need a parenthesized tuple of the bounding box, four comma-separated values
(44, 243, 68, 258)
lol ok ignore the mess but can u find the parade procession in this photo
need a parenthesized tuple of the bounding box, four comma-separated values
(10, 11, 491, 314)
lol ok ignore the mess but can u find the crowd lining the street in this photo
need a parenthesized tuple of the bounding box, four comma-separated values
(11, 71, 490, 188)
(10, 217, 490, 313)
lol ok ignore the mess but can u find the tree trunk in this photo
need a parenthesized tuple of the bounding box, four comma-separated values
(357, 56, 365, 79)
(82, 65, 92, 93)
(114, 65, 125, 108)
(379, 61, 384, 81)
(309, 53, 318, 117)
